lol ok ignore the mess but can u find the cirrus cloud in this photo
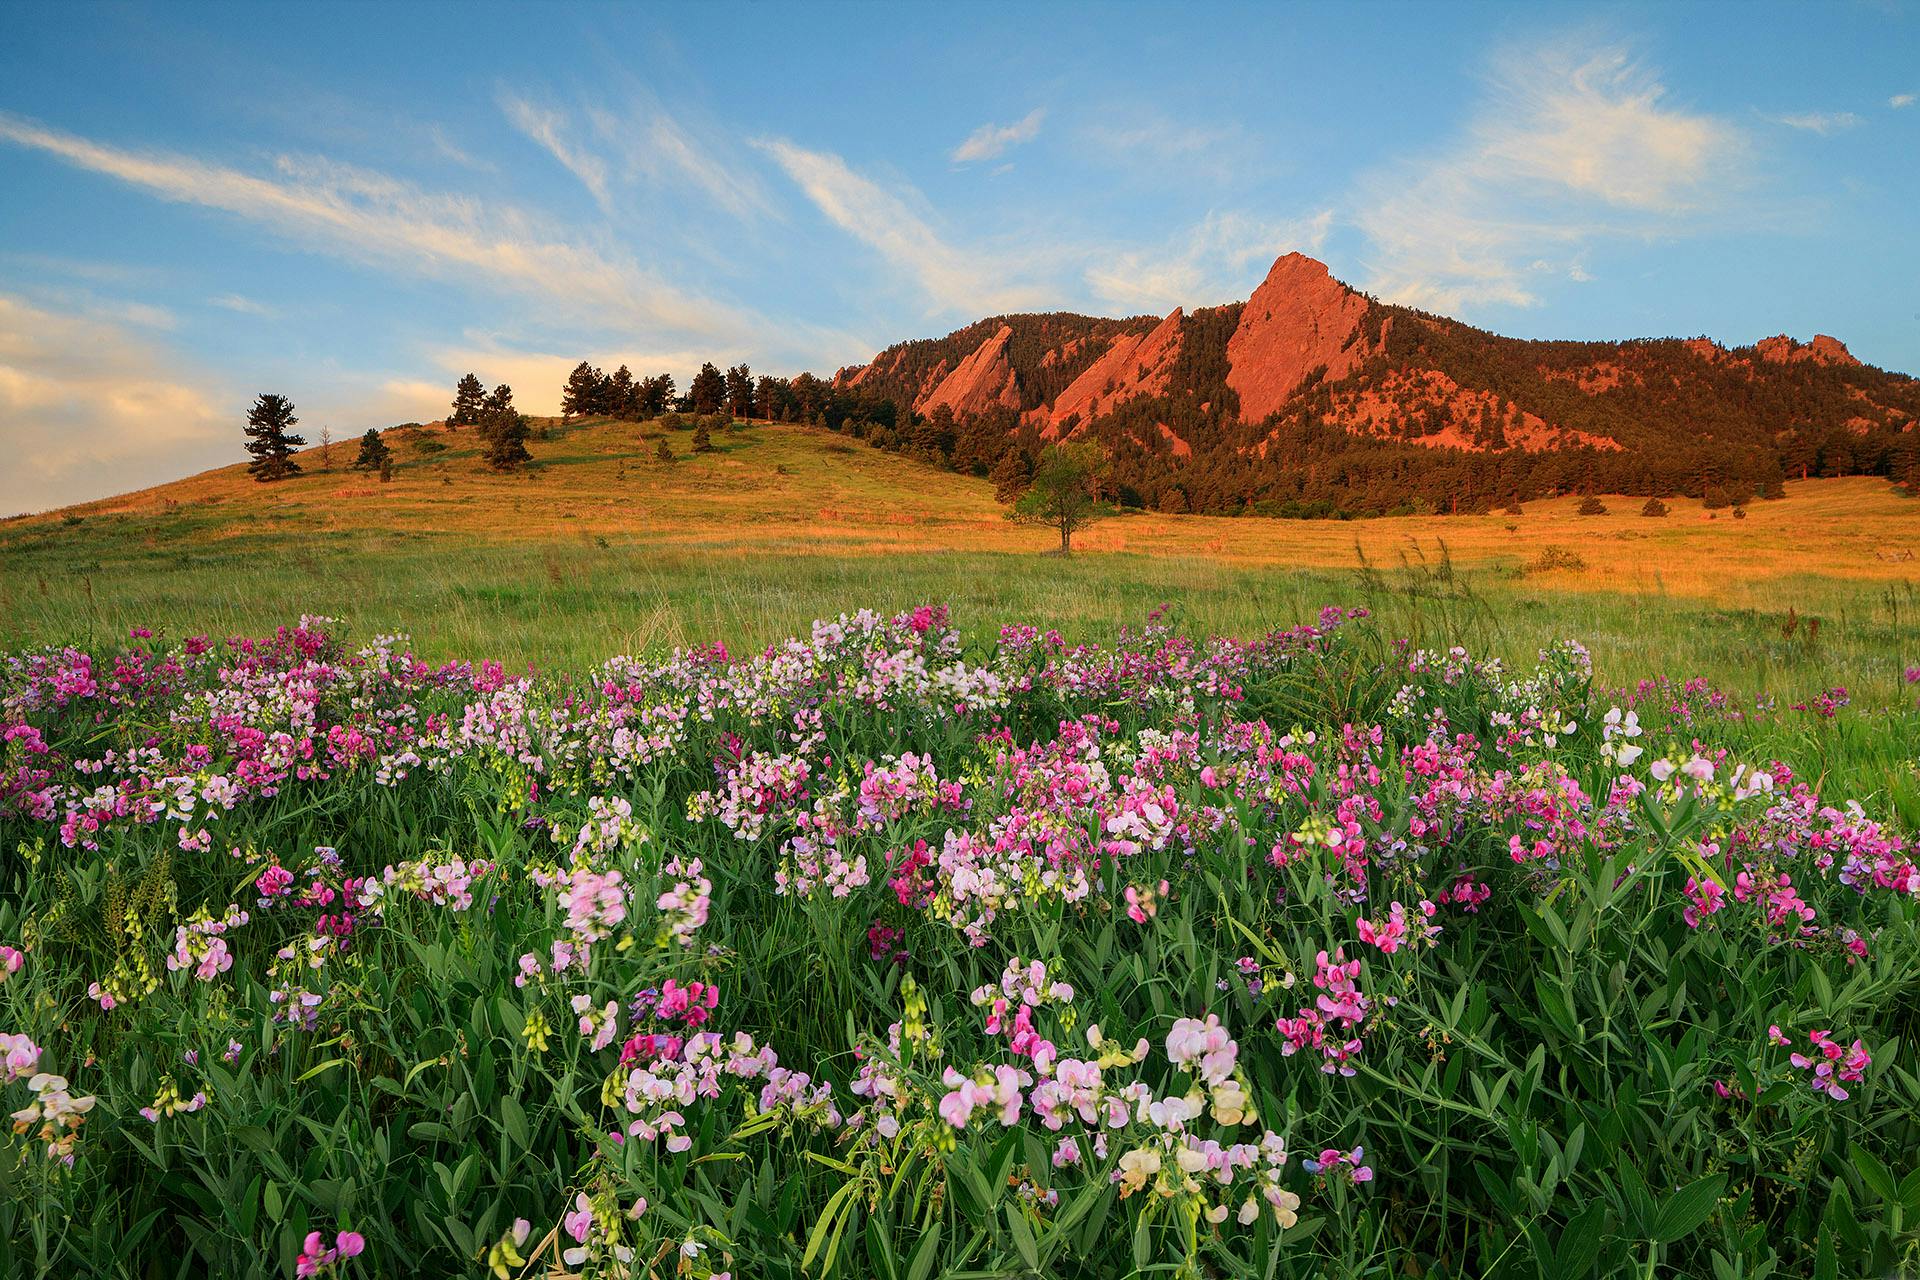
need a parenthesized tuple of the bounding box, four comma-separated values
(951, 108, 1045, 165)
(1353, 44, 1743, 312)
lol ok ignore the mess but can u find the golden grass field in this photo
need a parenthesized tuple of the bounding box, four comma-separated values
(22, 416, 1920, 591)
(3, 415, 1916, 702)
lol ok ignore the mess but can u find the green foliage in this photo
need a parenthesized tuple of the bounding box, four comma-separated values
(350, 430, 390, 473)
(1005, 443, 1110, 553)
(243, 394, 305, 484)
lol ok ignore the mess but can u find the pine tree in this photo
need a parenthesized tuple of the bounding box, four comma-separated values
(607, 366, 638, 420)
(480, 384, 531, 471)
(243, 393, 306, 483)
(724, 364, 754, 420)
(756, 375, 785, 422)
(449, 374, 485, 430)
(561, 363, 603, 420)
(655, 436, 673, 463)
(989, 451, 1030, 503)
(691, 421, 714, 453)
(352, 428, 391, 472)
(1577, 495, 1609, 515)
(1640, 497, 1669, 517)
(640, 374, 675, 418)
(689, 362, 726, 414)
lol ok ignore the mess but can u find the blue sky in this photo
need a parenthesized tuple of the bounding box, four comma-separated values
(1, 0, 1916, 514)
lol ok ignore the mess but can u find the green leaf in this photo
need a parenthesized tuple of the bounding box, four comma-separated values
(1849, 1142, 1898, 1203)
(499, 1095, 530, 1152)
(1554, 1202, 1608, 1277)
(905, 1221, 942, 1280)
(1813, 1228, 1839, 1280)
(1006, 1203, 1039, 1273)
(1651, 1173, 1725, 1243)
(295, 1057, 346, 1083)
(803, 1182, 858, 1273)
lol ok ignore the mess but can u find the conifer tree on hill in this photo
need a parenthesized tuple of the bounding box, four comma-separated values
(352, 428, 392, 472)
(480, 384, 531, 471)
(689, 362, 725, 414)
(448, 373, 485, 430)
(243, 393, 305, 483)
(561, 362, 604, 420)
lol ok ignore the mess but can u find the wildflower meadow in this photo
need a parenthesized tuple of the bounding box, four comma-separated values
(2, 605, 1918, 1278)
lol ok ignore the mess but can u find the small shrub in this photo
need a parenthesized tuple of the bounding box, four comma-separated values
(655, 437, 673, 463)
(1528, 546, 1589, 572)
(1577, 496, 1609, 516)
(1641, 497, 1669, 517)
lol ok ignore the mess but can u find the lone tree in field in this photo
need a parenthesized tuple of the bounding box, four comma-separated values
(1577, 495, 1609, 516)
(1004, 442, 1109, 555)
(243, 393, 305, 482)
(655, 436, 674, 463)
(448, 373, 485, 430)
(479, 384, 531, 471)
(691, 420, 714, 453)
(352, 428, 391, 472)
(1640, 496, 1669, 517)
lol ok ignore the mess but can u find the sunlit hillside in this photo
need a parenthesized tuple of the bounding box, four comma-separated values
(3, 415, 1916, 695)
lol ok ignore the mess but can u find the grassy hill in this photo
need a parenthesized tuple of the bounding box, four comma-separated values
(2, 415, 1916, 703)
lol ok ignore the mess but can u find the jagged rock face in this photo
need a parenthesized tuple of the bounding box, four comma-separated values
(915, 324, 1023, 417)
(1045, 307, 1185, 433)
(1755, 334, 1862, 368)
(1225, 252, 1376, 424)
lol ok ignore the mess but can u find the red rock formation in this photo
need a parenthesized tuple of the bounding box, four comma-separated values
(914, 325, 1023, 417)
(1755, 334, 1862, 368)
(1313, 369, 1622, 454)
(1226, 253, 1377, 423)
(1044, 307, 1185, 433)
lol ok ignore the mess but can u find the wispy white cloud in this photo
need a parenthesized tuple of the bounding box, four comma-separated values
(499, 94, 613, 211)
(208, 292, 274, 317)
(1086, 209, 1334, 313)
(1889, 93, 1915, 109)
(586, 102, 777, 222)
(0, 111, 749, 340)
(1353, 44, 1742, 312)
(1770, 110, 1861, 135)
(1083, 116, 1229, 160)
(756, 138, 1051, 314)
(0, 293, 231, 516)
(951, 108, 1045, 165)
(424, 123, 495, 173)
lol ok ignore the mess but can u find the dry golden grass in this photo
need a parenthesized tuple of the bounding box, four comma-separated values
(23, 416, 1916, 602)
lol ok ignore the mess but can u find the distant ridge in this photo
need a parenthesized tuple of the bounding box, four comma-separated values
(825, 252, 1919, 515)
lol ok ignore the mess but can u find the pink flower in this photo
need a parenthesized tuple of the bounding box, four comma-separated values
(564, 1193, 595, 1243)
(1681, 876, 1725, 928)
